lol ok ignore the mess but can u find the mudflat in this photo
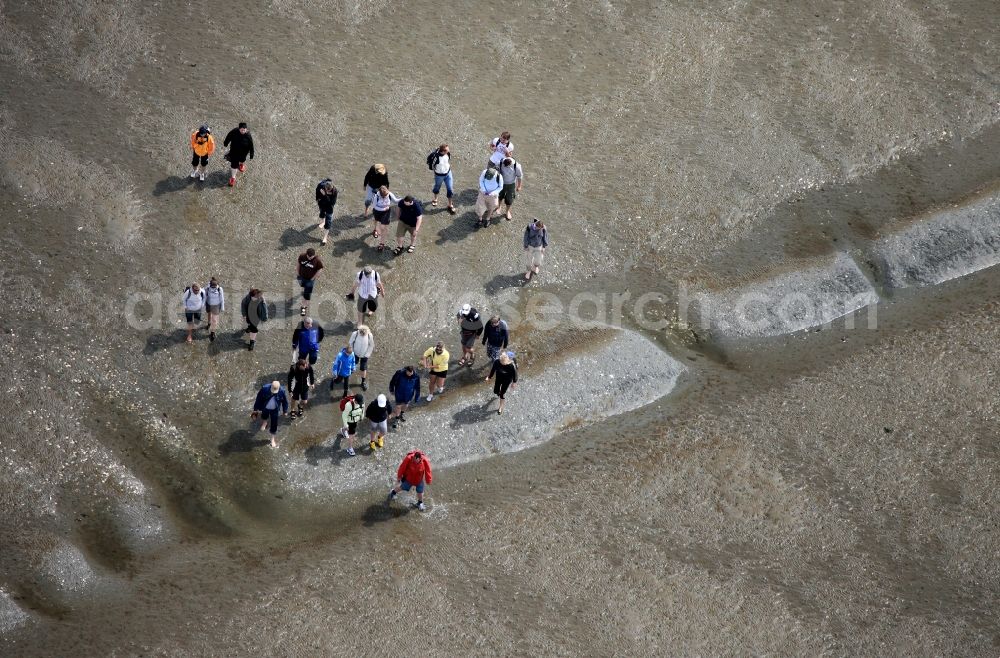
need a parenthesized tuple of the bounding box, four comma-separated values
(1, 0, 998, 654)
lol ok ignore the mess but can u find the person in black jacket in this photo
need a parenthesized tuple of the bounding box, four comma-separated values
(365, 394, 393, 451)
(482, 315, 509, 361)
(362, 163, 389, 220)
(287, 358, 316, 417)
(240, 288, 267, 351)
(315, 178, 338, 245)
(485, 352, 518, 415)
(223, 122, 255, 187)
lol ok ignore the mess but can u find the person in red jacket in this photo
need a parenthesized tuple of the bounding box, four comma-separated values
(387, 450, 432, 511)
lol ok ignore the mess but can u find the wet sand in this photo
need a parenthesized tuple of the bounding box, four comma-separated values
(1, 0, 999, 654)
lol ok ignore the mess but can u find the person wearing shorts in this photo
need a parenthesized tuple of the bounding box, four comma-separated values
(498, 157, 523, 221)
(363, 163, 389, 219)
(189, 125, 214, 181)
(348, 325, 374, 391)
(339, 393, 364, 456)
(365, 394, 393, 451)
(485, 351, 518, 415)
(456, 304, 484, 366)
(182, 283, 206, 344)
(240, 288, 267, 351)
(287, 357, 315, 418)
(394, 195, 423, 255)
(421, 342, 450, 402)
(350, 266, 384, 326)
(387, 450, 433, 511)
(296, 247, 324, 316)
(315, 178, 338, 246)
(370, 185, 400, 251)
(203, 277, 224, 342)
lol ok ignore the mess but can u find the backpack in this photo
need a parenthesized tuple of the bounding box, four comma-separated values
(339, 395, 355, 412)
(426, 151, 439, 171)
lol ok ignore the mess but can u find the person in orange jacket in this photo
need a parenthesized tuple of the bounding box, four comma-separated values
(387, 450, 432, 510)
(189, 125, 215, 181)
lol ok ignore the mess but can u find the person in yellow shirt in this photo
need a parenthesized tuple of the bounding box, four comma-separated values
(420, 341, 450, 401)
(189, 125, 215, 181)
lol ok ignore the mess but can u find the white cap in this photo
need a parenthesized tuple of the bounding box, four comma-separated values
(460, 303, 471, 315)
(270, 381, 280, 393)
(377, 394, 386, 407)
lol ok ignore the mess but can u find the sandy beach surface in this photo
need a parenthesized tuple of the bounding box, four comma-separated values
(0, 0, 998, 654)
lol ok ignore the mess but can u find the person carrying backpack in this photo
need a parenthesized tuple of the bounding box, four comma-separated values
(487, 131, 513, 169)
(339, 393, 364, 456)
(485, 351, 518, 415)
(223, 122, 254, 187)
(427, 144, 456, 214)
(388, 365, 420, 429)
(251, 380, 289, 448)
(240, 288, 268, 351)
(291, 317, 324, 365)
(331, 344, 357, 399)
(315, 178, 338, 246)
(348, 266, 384, 326)
(482, 315, 509, 362)
(476, 167, 503, 227)
(287, 357, 315, 418)
(456, 304, 484, 367)
(387, 450, 432, 511)
(182, 283, 206, 344)
(189, 125, 214, 181)
(348, 325, 374, 391)
(203, 277, 225, 342)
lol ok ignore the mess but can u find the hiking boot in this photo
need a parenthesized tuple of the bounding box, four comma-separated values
(416, 501, 426, 511)
(377, 435, 384, 448)
(228, 177, 236, 187)
(346, 447, 355, 456)
(369, 440, 377, 451)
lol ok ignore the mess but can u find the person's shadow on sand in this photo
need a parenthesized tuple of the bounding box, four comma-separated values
(304, 434, 344, 465)
(485, 273, 526, 295)
(450, 399, 496, 427)
(279, 226, 314, 251)
(152, 175, 193, 196)
(362, 502, 410, 526)
(219, 428, 270, 455)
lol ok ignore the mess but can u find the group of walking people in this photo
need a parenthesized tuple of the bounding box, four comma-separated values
(183, 128, 547, 509)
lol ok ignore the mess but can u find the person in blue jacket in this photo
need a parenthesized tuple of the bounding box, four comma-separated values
(330, 344, 357, 399)
(291, 317, 324, 365)
(389, 365, 421, 428)
(482, 314, 509, 361)
(252, 380, 289, 448)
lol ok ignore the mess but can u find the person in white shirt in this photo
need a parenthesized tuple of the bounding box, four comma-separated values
(497, 158, 524, 221)
(428, 144, 456, 215)
(487, 131, 513, 169)
(349, 266, 385, 326)
(182, 283, 206, 344)
(370, 185, 400, 252)
(348, 324, 375, 391)
(476, 167, 504, 227)
(203, 277, 225, 342)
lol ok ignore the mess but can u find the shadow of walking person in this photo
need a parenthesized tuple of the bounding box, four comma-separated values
(450, 399, 496, 427)
(362, 501, 410, 527)
(279, 225, 315, 252)
(152, 175, 194, 196)
(219, 428, 270, 455)
(484, 273, 527, 295)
